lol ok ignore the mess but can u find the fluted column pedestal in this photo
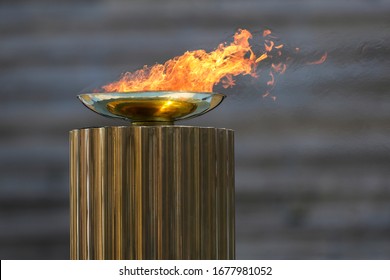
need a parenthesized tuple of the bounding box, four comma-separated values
(70, 126, 235, 260)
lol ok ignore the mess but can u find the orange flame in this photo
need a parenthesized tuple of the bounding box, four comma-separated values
(307, 52, 328, 65)
(263, 29, 272, 37)
(264, 40, 275, 52)
(272, 63, 287, 74)
(267, 72, 275, 87)
(102, 29, 284, 93)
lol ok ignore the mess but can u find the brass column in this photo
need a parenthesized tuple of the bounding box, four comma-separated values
(70, 125, 235, 260)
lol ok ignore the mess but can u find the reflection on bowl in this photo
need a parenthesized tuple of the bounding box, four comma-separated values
(78, 91, 225, 125)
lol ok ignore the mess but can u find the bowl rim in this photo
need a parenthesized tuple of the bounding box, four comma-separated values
(77, 91, 226, 99)
(77, 91, 226, 125)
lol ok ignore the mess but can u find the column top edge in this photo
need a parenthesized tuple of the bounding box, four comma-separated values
(69, 125, 234, 133)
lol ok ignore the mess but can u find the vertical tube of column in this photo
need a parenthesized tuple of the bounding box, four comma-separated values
(70, 126, 235, 260)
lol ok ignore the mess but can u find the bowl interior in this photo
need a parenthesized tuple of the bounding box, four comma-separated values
(78, 91, 225, 125)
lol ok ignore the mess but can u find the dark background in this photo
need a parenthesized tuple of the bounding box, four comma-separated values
(1, 0, 390, 259)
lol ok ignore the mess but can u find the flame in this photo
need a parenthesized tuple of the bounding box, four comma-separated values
(102, 29, 285, 94)
(271, 63, 287, 74)
(264, 40, 275, 52)
(101, 28, 326, 97)
(263, 29, 272, 37)
(307, 52, 328, 65)
(267, 72, 275, 87)
(274, 44, 283, 49)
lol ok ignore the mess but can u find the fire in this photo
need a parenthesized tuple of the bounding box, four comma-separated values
(101, 28, 326, 95)
(101, 29, 286, 94)
(307, 52, 328, 65)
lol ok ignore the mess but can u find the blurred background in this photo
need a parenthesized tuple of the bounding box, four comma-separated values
(1, 0, 390, 259)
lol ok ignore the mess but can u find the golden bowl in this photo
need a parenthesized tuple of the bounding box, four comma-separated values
(78, 91, 225, 125)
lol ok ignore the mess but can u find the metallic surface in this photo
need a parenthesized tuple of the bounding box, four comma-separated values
(70, 126, 235, 259)
(77, 92, 225, 125)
